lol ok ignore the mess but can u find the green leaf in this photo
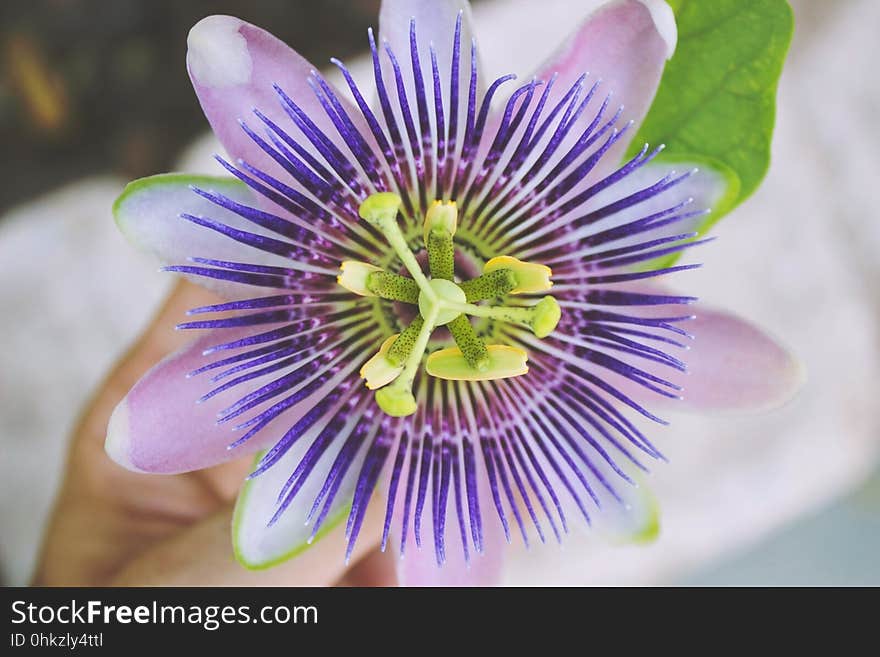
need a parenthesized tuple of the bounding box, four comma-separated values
(629, 0, 794, 239)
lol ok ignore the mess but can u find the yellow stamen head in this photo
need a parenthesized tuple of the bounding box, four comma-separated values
(337, 260, 383, 296)
(360, 334, 404, 389)
(426, 345, 529, 381)
(423, 199, 458, 243)
(484, 256, 553, 294)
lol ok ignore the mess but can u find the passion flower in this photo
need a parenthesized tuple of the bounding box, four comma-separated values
(107, 0, 801, 585)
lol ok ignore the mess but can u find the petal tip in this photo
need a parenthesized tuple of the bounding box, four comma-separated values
(187, 15, 253, 89)
(636, 0, 677, 59)
(678, 310, 808, 414)
(772, 350, 808, 410)
(104, 398, 145, 473)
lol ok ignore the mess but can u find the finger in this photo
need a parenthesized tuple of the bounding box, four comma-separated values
(333, 546, 397, 587)
(109, 502, 387, 586)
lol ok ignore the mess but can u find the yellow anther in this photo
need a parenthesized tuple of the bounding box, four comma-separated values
(484, 256, 552, 294)
(426, 345, 529, 381)
(337, 260, 383, 296)
(360, 334, 404, 390)
(423, 199, 458, 243)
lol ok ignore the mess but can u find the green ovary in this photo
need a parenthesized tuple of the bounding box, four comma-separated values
(342, 193, 562, 417)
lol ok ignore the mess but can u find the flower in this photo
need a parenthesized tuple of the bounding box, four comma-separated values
(106, 0, 803, 586)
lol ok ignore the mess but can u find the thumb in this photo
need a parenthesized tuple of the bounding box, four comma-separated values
(109, 503, 389, 586)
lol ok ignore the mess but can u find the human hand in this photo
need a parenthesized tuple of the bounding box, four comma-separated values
(32, 281, 394, 586)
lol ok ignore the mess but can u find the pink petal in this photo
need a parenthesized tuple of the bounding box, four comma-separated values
(396, 542, 505, 587)
(613, 296, 805, 414)
(186, 15, 372, 180)
(379, 0, 481, 109)
(391, 474, 507, 587)
(537, 0, 673, 158)
(483, 0, 674, 187)
(106, 327, 289, 474)
(674, 305, 804, 413)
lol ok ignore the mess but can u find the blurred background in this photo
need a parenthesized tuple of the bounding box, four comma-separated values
(0, 0, 380, 211)
(1, 0, 878, 586)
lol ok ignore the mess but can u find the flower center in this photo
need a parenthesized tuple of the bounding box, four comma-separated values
(338, 192, 561, 417)
(418, 279, 466, 326)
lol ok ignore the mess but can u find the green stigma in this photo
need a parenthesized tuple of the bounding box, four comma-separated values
(341, 193, 563, 417)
